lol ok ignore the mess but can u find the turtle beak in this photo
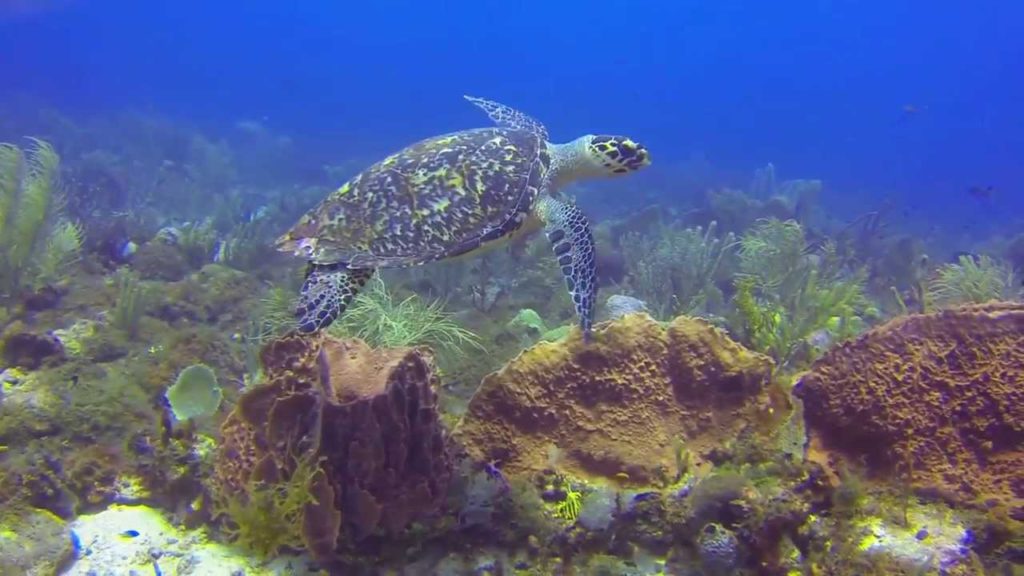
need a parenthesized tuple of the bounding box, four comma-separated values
(275, 233, 318, 258)
(274, 232, 299, 254)
(276, 215, 321, 256)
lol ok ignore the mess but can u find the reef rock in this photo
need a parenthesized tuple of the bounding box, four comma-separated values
(795, 302, 1024, 518)
(0, 507, 75, 576)
(1, 330, 65, 369)
(213, 332, 452, 563)
(604, 294, 649, 321)
(455, 313, 774, 483)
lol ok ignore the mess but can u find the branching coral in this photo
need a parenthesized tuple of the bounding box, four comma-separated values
(0, 138, 82, 300)
(622, 220, 737, 318)
(927, 254, 1016, 308)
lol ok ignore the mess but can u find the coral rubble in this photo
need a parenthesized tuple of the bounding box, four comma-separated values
(212, 332, 452, 563)
(796, 302, 1024, 519)
(455, 313, 774, 484)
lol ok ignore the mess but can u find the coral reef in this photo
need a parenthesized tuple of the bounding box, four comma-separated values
(795, 302, 1024, 520)
(455, 313, 774, 484)
(211, 331, 452, 564)
(5, 100, 1024, 574)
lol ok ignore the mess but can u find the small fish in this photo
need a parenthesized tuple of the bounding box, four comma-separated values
(631, 491, 659, 503)
(119, 529, 140, 538)
(967, 185, 994, 200)
(69, 530, 82, 557)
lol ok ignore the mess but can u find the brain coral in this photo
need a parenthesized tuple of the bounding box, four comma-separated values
(794, 302, 1024, 519)
(455, 313, 774, 483)
(213, 332, 452, 562)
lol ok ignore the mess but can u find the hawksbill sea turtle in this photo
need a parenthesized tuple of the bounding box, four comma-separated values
(275, 96, 651, 340)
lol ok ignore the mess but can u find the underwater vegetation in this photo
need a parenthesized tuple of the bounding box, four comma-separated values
(927, 254, 1017, 308)
(0, 138, 82, 303)
(621, 220, 737, 319)
(212, 451, 323, 558)
(327, 275, 483, 356)
(730, 218, 872, 368)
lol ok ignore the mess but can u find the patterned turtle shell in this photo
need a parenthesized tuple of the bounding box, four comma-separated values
(282, 126, 551, 269)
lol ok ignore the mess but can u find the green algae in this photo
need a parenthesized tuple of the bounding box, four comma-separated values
(212, 453, 324, 559)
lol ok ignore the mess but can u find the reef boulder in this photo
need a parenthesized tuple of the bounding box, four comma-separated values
(1, 329, 65, 369)
(795, 302, 1024, 519)
(212, 332, 452, 563)
(455, 313, 774, 484)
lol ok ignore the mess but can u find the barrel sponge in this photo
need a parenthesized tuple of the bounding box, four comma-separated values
(795, 302, 1024, 519)
(211, 332, 452, 563)
(455, 313, 774, 484)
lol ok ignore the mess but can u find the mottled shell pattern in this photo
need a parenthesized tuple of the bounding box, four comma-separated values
(277, 126, 550, 268)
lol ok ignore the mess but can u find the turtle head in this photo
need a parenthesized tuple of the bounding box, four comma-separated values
(585, 135, 651, 175)
(548, 135, 650, 189)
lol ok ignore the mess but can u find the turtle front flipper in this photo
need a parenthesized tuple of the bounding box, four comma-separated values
(536, 196, 597, 341)
(295, 264, 375, 333)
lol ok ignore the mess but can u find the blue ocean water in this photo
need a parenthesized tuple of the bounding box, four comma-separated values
(2, 0, 1021, 241)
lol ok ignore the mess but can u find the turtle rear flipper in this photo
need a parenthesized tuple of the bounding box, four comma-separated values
(537, 196, 597, 341)
(295, 264, 375, 333)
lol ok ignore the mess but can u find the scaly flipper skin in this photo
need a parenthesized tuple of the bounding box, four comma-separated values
(537, 196, 597, 341)
(463, 95, 549, 140)
(295, 264, 375, 333)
